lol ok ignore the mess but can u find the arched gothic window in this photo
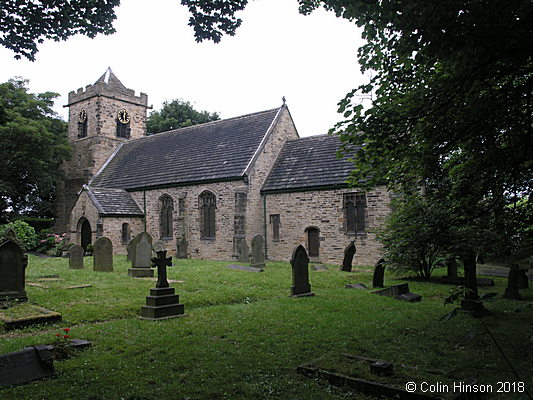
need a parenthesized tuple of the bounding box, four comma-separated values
(159, 195, 174, 239)
(199, 191, 216, 239)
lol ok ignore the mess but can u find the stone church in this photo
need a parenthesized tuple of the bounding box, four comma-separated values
(55, 69, 391, 266)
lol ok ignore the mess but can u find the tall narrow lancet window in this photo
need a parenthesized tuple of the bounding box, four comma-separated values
(77, 109, 87, 138)
(159, 195, 174, 239)
(116, 108, 131, 138)
(199, 191, 216, 239)
(344, 193, 367, 234)
(121, 223, 131, 244)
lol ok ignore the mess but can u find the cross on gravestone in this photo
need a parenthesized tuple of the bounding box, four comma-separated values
(340, 241, 356, 272)
(372, 258, 386, 288)
(290, 245, 314, 297)
(93, 237, 113, 272)
(250, 234, 265, 268)
(68, 245, 84, 269)
(176, 236, 188, 259)
(140, 250, 185, 320)
(151, 250, 172, 289)
(128, 232, 154, 278)
(0, 238, 28, 302)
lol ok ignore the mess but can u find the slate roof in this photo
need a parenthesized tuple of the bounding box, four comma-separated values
(90, 107, 283, 190)
(261, 135, 359, 193)
(87, 187, 144, 216)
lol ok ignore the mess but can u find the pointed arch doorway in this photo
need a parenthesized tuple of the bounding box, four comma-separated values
(79, 218, 92, 252)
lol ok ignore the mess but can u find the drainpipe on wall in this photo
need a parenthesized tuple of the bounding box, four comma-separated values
(143, 190, 147, 232)
(263, 193, 268, 259)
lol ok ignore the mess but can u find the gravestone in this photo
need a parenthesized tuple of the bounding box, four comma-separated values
(517, 268, 529, 289)
(372, 258, 386, 288)
(93, 236, 113, 272)
(446, 257, 458, 278)
(176, 236, 188, 259)
(250, 234, 265, 268)
(126, 239, 134, 261)
(128, 232, 154, 278)
(0, 237, 28, 302)
(503, 264, 522, 300)
(153, 239, 166, 253)
(140, 250, 185, 320)
(237, 240, 249, 263)
(68, 245, 84, 270)
(372, 283, 422, 302)
(290, 245, 314, 297)
(0, 346, 56, 386)
(340, 241, 356, 272)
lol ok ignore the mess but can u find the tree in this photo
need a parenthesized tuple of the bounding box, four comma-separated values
(180, 0, 532, 310)
(1, 0, 119, 61)
(146, 99, 220, 134)
(0, 78, 70, 222)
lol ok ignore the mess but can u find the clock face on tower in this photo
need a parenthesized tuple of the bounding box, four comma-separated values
(78, 109, 87, 123)
(117, 108, 131, 124)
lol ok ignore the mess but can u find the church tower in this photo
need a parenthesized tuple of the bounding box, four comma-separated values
(54, 68, 149, 233)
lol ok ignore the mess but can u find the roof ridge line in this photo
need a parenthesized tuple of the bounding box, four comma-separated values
(139, 106, 282, 141)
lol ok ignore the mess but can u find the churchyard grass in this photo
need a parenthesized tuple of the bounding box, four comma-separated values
(0, 255, 531, 399)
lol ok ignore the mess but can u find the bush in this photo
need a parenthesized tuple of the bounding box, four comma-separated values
(0, 220, 38, 251)
(36, 232, 66, 256)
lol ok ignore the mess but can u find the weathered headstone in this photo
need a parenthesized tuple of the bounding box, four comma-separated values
(68, 244, 84, 270)
(503, 264, 522, 300)
(93, 236, 113, 272)
(372, 283, 422, 302)
(517, 268, 529, 289)
(340, 241, 356, 272)
(0, 237, 28, 302)
(176, 236, 188, 259)
(446, 257, 458, 278)
(0, 346, 56, 386)
(126, 238, 134, 261)
(237, 240, 249, 264)
(250, 234, 265, 268)
(372, 258, 386, 288)
(128, 232, 154, 278)
(140, 250, 185, 320)
(152, 239, 166, 253)
(290, 245, 314, 297)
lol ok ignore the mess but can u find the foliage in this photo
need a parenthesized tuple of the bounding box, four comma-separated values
(51, 328, 73, 360)
(146, 99, 220, 134)
(36, 232, 66, 256)
(0, 220, 37, 251)
(0, 78, 70, 222)
(1, 0, 119, 61)
(378, 195, 448, 280)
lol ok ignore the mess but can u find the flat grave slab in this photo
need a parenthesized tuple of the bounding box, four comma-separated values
(226, 264, 264, 273)
(297, 352, 472, 400)
(345, 283, 368, 290)
(440, 276, 495, 287)
(0, 303, 62, 330)
(0, 345, 56, 386)
(372, 283, 422, 302)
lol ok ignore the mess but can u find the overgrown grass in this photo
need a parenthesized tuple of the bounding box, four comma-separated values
(0, 255, 531, 400)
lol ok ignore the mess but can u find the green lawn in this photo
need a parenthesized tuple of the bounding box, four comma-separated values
(0, 255, 531, 400)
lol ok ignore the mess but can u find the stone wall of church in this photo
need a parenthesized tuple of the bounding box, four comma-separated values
(66, 191, 99, 247)
(245, 107, 299, 243)
(264, 186, 391, 266)
(129, 179, 250, 260)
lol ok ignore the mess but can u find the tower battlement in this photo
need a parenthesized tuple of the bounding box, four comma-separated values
(67, 68, 148, 107)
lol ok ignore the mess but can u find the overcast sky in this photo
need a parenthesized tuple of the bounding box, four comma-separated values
(0, 0, 366, 137)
